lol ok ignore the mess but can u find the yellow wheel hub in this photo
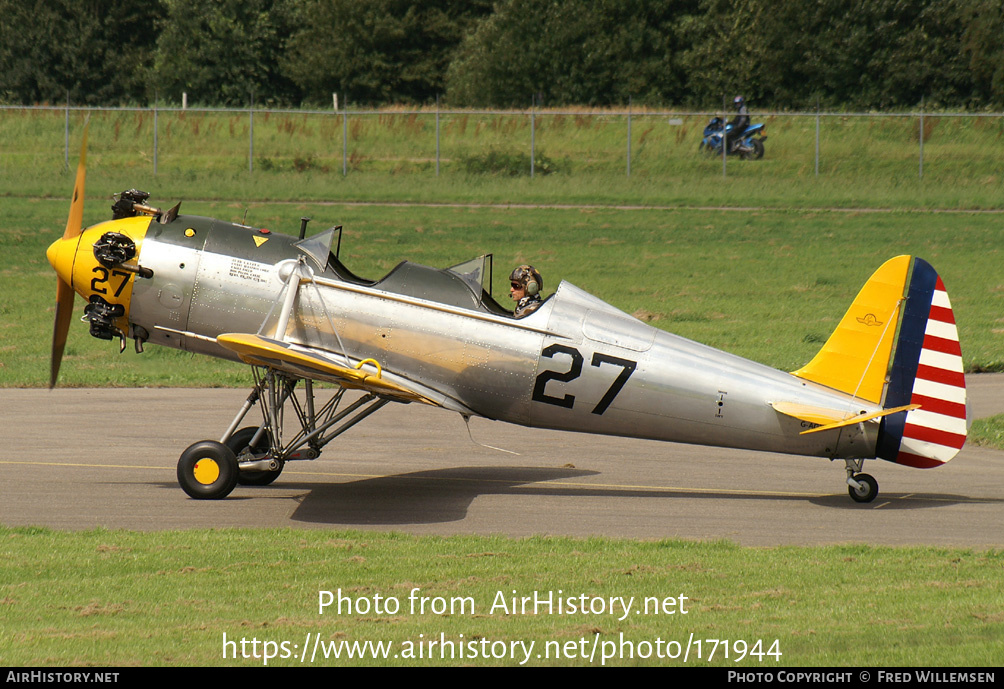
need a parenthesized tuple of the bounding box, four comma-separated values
(193, 458, 221, 485)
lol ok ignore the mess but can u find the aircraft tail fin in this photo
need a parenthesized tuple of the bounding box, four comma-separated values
(792, 256, 910, 404)
(875, 258, 967, 468)
(792, 256, 967, 467)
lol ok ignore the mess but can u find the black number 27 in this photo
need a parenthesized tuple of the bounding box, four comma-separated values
(90, 266, 131, 297)
(532, 344, 636, 415)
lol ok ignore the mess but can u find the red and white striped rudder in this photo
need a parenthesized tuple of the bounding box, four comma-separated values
(877, 259, 967, 468)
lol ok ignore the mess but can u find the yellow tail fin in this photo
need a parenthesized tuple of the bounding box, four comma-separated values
(792, 256, 910, 403)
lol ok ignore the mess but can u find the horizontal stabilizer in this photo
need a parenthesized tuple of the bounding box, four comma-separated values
(797, 404, 920, 435)
(770, 401, 859, 427)
(770, 401, 920, 435)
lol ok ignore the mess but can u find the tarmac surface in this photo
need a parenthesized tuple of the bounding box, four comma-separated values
(3, 375, 1004, 547)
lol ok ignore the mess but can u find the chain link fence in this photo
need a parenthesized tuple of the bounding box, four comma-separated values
(2, 104, 1002, 181)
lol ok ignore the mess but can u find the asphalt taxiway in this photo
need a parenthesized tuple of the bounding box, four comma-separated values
(3, 375, 1003, 546)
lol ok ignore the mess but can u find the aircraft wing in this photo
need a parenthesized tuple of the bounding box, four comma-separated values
(216, 333, 471, 411)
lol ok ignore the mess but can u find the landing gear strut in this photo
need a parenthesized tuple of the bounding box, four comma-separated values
(176, 367, 391, 499)
(227, 426, 283, 486)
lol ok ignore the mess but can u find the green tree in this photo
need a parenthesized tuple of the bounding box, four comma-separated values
(152, 0, 300, 106)
(682, 0, 983, 110)
(0, 0, 164, 104)
(283, 0, 492, 106)
(961, 0, 1004, 107)
(445, 0, 698, 108)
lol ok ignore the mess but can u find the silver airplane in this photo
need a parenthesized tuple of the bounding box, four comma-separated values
(47, 128, 968, 502)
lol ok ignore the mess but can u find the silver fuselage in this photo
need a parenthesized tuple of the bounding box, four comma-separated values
(129, 216, 880, 460)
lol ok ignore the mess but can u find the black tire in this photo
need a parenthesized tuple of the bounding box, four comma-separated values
(749, 138, 765, 160)
(227, 426, 284, 486)
(178, 441, 239, 500)
(848, 473, 878, 503)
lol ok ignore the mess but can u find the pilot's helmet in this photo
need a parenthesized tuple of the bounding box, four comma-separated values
(733, 95, 745, 108)
(509, 264, 542, 296)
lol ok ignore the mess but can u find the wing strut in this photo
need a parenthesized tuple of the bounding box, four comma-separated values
(263, 256, 353, 367)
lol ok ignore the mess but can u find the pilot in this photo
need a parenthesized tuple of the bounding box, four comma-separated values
(509, 264, 543, 318)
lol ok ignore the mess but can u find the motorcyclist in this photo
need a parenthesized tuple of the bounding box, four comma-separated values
(725, 95, 750, 152)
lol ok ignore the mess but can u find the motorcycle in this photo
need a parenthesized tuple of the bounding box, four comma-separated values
(699, 117, 767, 160)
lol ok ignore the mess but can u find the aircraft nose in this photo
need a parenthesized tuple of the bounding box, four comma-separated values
(47, 234, 79, 288)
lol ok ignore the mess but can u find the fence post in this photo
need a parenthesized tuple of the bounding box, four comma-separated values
(815, 101, 820, 176)
(530, 96, 536, 178)
(248, 92, 254, 174)
(918, 98, 924, 179)
(722, 95, 727, 179)
(342, 96, 348, 177)
(626, 97, 632, 177)
(436, 95, 440, 177)
(64, 91, 70, 170)
(153, 98, 158, 176)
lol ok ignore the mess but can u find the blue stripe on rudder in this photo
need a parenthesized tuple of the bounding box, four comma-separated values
(877, 258, 937, 462)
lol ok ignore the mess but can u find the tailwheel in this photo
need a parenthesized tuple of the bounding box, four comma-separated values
(227, 426, 284, 486)
(848, 473, 878, 503)
(178, 441, 239, 500)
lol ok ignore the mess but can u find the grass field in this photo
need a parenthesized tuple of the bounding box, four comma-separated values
(1, 111, 1002, 667)
(2, 527, 1001, 667)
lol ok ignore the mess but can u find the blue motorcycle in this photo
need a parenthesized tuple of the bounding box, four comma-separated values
(699, 117, 766, 160)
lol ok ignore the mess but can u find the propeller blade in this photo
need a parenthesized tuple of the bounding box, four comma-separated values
(49, 121, 89, 388)
(63, 121, 89, 241)
(50, 278, 75, 388)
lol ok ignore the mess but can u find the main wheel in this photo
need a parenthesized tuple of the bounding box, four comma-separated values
(227, 426, 284, 486)
(178, 441, 239, 500)
(848, 473, 878, 503)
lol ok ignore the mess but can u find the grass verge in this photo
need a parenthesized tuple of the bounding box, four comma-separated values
(1, 526, 1001, 667)
(969, 415, 1004, 449)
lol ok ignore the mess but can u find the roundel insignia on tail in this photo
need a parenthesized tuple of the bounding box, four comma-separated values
(877, 258, 967, 468)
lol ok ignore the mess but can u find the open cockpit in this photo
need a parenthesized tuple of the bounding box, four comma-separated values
(300, 226, 518, 317)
